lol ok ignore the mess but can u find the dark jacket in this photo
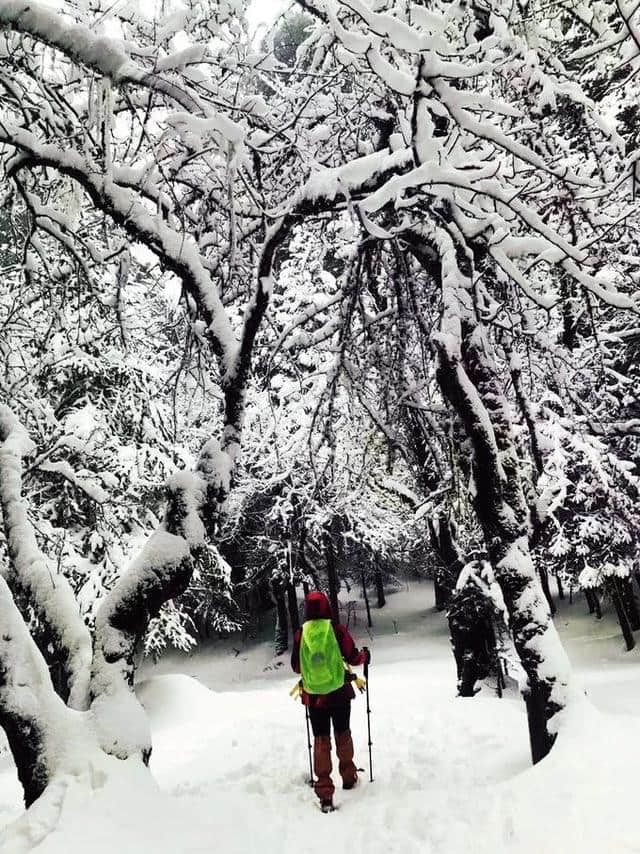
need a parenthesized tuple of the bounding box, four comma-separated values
(291, 592, 368, 709)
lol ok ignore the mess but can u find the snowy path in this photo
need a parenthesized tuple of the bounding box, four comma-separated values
(1, 582, 640, 853)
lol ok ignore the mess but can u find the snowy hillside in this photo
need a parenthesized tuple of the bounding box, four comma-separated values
(0, 582, 639, 854)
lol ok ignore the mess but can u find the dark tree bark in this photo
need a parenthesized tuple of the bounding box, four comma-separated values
(593, 589, 602, 619)
(298, 526, 320, 590)
(556, 573, 565, 601)
(510, 356, 544, 478)
(608, 578, 636, 650)
(0, 575, 81, 807)
(1, 714, 48, 808)
(272, 582, 289, 655)
(0, 593, 51, 806)
(561, 274, 579, 351)
(428, 513, 464, 612)
(324, 527, 341, 624)
(287, 583, 301, 634)
(374, 565, 386, 608)
(539, 565, 556, 616)
(434, 576, 448, 611)
(362, 572, 373, 628)
(619, 577, 640, 631)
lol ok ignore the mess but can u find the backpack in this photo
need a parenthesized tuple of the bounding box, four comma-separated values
(300, 619, 345, 695)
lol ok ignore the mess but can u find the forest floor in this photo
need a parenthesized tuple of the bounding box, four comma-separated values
(1, 580, 640, 853)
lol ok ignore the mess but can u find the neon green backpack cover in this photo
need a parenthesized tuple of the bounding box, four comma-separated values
(300, 619, 345, 695)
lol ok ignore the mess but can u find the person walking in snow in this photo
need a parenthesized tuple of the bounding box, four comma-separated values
(291, 591, 370, 812)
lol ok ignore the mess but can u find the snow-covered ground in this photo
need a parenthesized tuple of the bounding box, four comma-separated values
(1, 580, 640, 853)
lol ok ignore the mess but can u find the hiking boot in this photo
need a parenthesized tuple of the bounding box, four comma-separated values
(320, 799, 335, 813)
(313, 736, 335, 803)
(335, 730, 358, 790)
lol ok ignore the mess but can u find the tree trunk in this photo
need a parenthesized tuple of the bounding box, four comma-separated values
(0, 575, 88, 806)
(539, 565, 556, 616)
(428, 513, 464, 612)
(585, 587, 603, 619)
(435, 315, 570, 764)
(593, 589, 602, 620)
(585, 587, 596, 614)
(374, 566, 386, 608)
(287, 583, 300, 634)
(362, 572, 373, 628)
(434, 578, 448, 611)
(620, 577, 640, 631)
(609, 578, 635, 651)
(0, 407, 93, 710)
(274, 584, 289, 655)
(324, 530, 341, 624)
(299, 526, 321, 590)
(556, 573, 565, 601)
(0, 579, 55, 806)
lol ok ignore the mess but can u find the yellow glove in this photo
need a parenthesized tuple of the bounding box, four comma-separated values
(344, 662, 366, 693)
(290, 680, 303, 700)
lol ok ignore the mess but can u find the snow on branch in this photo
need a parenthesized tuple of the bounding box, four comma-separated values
(294, 149, 587, 272)
(0, 0, 227, 120)
(490, 247, 557, 311)
(562, 259, 640, 312)
(38, 461, 109, 505)
(90, 471, 205, 757)
(0, 406, 92, 711)
(429, 78, 600, 190)
(90, 528, 192, 757)
(300, 147, 412, 206)
(1, 124, 238, 371)
(218, 216, 294, 468)
(0, 1, 129, 75)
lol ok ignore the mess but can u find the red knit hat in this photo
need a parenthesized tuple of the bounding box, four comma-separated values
(304, 591, 332, 620)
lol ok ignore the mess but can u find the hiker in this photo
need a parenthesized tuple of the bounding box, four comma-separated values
(291, 591, 371, 812)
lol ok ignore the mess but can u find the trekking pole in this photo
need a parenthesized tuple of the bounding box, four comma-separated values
(304, 703, 314, 787)
(363, 650, 373, 782)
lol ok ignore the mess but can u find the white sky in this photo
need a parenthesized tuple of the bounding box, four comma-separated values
(246, 0, 291, 35)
